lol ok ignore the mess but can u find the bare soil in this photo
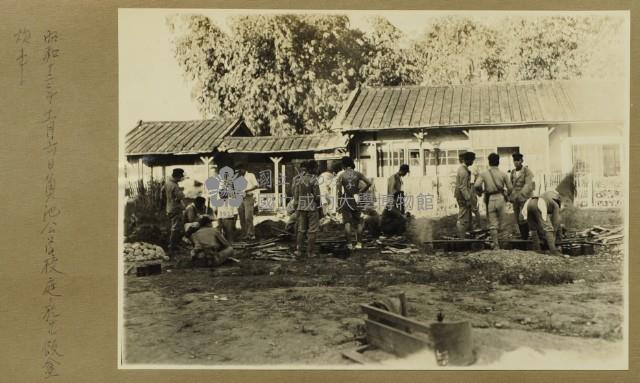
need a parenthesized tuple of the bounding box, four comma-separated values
(123, 242, 624, 366)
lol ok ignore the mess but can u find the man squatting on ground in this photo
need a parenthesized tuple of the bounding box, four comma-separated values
(454, 152, 477, 238)
(509, 152, 535, 240)
(474, 153, 513, 249)
(522, 190, 563, 256)
(190, 216, 235, 266)
(336, 156, 372, 249)
(292, 160, 322, 257)
(164, 168, 186, 253)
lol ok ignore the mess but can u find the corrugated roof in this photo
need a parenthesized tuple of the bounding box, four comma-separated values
(219, 133, 348, 154)
(335, 80, 625, 131)
(125, 118, 244, 155)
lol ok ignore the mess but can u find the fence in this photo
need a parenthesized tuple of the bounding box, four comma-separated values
(249, 172, 624, 217)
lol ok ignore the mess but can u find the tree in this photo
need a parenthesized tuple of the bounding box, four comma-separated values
(413, 17, 508, 85)
(359, 16, 422, 86)
(168, 14, 367, 135)
(500, 15, 626, 81)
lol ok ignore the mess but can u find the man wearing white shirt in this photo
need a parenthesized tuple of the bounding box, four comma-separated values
(237, 163, 259, 241)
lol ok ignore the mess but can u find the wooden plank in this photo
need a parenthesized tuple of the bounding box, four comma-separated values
(459, 86, 471, 125)
(470, 86, 481, 123)
(370, 89, 393, 129)
(187, 120, 224, 152)
(498, 84, 511, 123)
(409, 87, 429, 127)
(515, 84, 532, 121)
(507, 84, 522, 122)
(361, 304, 432, 335)
(489, 85, 501, 123)
(344, 88, 370, 127)
(365, 319, 431, 357)
(440, 86, 454, 125)
(352, 88, 378, 128)
(361, 88, 386, 128)
(380, 88, 402, 128)
(400, 88, 420, 127)
(341, 345, 378, 364)
(526, 84, 543, 121)
(419, 87, 437, 126)
(147, 121, 191, 154)
(450, 86, 463, 125)
(429, 87, 445, 125)
(480, 85, 491, 123)
(391, 88, 412, 127)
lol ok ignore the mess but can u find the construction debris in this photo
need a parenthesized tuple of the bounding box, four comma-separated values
(343, 298, 475, 366)
(566, 225, 624, 245)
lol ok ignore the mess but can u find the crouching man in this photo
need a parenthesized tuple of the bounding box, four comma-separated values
(522, 190, 563, 256)
(190, 216, 235, 266)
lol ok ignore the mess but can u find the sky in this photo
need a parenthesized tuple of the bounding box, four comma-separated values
(118, 8, 628, 142)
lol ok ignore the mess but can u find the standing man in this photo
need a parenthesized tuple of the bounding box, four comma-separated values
(522, 190, 563, 256)
(474, 153, 513, 249)
(509, 153, 535, 239)
(318, 164, 335, 218)
(164, 168, 186, 252)
(454, 152, 476, 238)
(292, 160, 321, 257)
(387, 164, 410, 214)
(236, 164, 259, 241)
(336, 156, 372, 249)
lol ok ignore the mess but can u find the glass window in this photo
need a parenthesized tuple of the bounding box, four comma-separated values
(603, 144, 620, 177)
(408, 149, 420, 167)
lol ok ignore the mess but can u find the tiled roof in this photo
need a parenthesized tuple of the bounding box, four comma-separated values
(334, 80, 624, 131)
(219, 133, 348, 153)
(125, 118, 244, 156)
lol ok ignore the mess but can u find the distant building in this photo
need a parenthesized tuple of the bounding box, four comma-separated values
(332, 80, 625, 212)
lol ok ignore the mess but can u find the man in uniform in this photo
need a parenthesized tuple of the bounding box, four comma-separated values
(474, 153, 513, 249)
(336, 156, 372, 249)
(509, 153, 535, 239)
(164, 168, 186, 252)
(387, 164, 410, 214)
(292, 160, 322, 257)
(522, 190, 563, 256)
(454, 152, 476, 238)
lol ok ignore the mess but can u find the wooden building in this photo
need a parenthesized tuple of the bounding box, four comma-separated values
(218, 133, 349, 211)
(124, 118, 252, 189)
(332, 80, 625, 213)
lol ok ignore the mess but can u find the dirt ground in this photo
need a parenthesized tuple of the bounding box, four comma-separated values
(123, 208, 625, 367)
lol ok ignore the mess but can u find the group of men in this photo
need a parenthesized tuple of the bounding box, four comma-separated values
(288, 156, 373, 257)
(455, 151, 563, 255)
(162, 165, 260, 263)
(160, 150, 563, 266)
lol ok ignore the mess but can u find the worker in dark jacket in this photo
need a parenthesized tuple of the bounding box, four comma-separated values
(474, 153, 513, 249)
(454, 152, 476, 237)
(522, 190, 563, 256)
(292, 160, 322, 257)
(164, 168, 186, 252)
(509, 153, 535, 239)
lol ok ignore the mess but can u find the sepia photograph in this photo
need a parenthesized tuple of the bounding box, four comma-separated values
(118, 8, 629, 369)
